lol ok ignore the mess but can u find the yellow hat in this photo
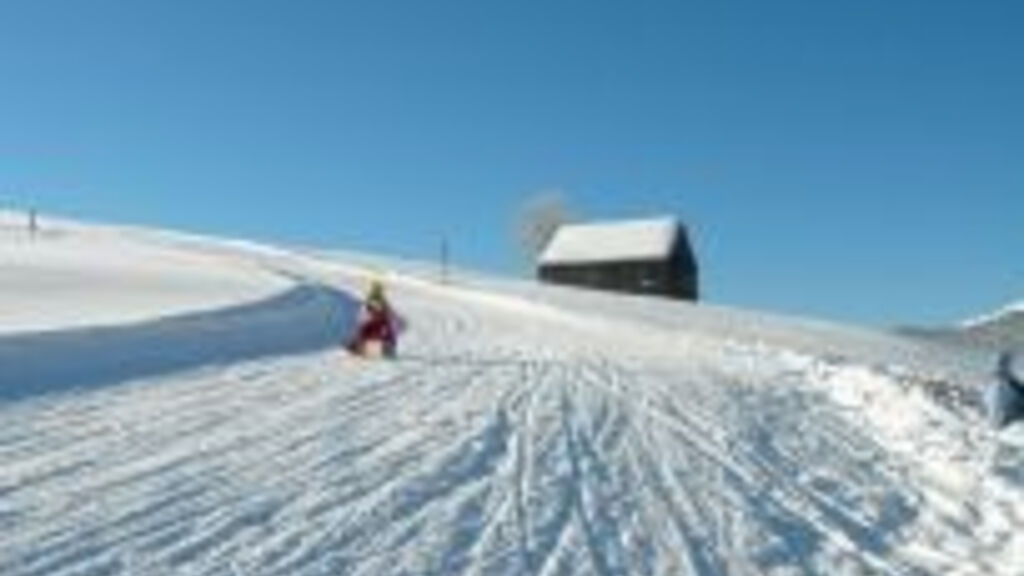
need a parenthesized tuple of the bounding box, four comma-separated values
(368, 279, 385, 298)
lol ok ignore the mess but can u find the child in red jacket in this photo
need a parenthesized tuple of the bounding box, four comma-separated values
(347, 280, 399, 358)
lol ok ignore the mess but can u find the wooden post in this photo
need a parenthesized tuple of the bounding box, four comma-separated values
(440, 234, 448, 282)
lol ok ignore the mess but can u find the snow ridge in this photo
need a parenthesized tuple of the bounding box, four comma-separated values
(0, 283, 356, 403)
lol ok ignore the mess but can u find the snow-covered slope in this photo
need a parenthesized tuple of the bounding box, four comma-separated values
(0, 212, 357, 401)
(0, 211, 289, 334)
(1, 218, 1021, 575)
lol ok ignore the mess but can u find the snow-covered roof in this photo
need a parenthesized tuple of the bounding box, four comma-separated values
(539, 216, 682, 265)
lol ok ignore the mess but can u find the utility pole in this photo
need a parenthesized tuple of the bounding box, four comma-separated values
(440, 235, 449, 284)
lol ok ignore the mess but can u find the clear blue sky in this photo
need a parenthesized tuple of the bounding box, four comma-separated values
(1, 0, 1021, 325)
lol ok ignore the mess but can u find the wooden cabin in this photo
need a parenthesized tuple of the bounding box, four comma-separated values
(538, 216, 698, 300)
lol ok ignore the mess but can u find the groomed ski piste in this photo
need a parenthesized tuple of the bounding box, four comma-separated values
(1, 212, 1022, 575)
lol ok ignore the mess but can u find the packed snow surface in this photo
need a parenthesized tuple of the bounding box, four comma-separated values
(2, 218, 1023, 575)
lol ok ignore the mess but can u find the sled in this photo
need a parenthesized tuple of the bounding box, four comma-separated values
(345, 338, 397, 360)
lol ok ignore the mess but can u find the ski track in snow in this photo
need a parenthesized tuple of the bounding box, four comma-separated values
(2, 244, 1023, 574)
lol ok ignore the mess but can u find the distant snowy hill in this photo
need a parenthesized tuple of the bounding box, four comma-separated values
(1, 215, 1021, 575)
(963, 301, 1024, 329)
(901, 300, 1024, 352)
(962, 302, 1024, 349)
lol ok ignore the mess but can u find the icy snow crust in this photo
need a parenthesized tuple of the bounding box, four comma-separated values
(1, 219, 1023, 575)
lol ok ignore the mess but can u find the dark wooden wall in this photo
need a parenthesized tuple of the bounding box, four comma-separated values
(539, 257, 698, 300)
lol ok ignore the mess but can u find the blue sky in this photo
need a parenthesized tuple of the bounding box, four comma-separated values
(1, 1, 1021, 325)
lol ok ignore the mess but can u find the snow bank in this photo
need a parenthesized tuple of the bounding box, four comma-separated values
(0, 283, 357, 403)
